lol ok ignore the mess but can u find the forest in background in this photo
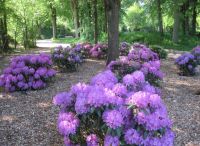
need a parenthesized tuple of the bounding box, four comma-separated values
(0, 0, 199, 53)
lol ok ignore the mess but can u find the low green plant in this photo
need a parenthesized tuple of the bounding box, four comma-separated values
(150, 45, 168, 59)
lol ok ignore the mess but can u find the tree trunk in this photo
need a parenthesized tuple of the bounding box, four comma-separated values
(103, 0, 108, 33)
(0, 0, 9, 52)
(93, 0, 98, 44)
(71, 0, 80, 38)
(191, 0, 197, 35)
(157, 0, 163, 36)
(105, 0, 120, 65)
(50, 3, 57, 39)
(24, 19, 29, 49)
(172, 4, 180, 43)
(181, 0, 189, 35)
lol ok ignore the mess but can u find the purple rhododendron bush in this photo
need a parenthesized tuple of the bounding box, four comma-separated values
(0, 53, 56, 92)
(53, 43, 174, 146)
(76, 42, 131, 59)
(175, 45, 200, 76)
(52, 45, 84, 71)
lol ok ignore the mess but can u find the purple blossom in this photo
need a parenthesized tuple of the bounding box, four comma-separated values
(112, 83, 127, 96)
(123, 74, 135, 86)
(90, 70, 118, 89)
(87, 86, 106, 107)
(124, 129, 142, 145)
(58, 112, 79, 136)
(126, 91, 150, 108)
(104, 135, 120, 146)
(86, 134, 99, 146)
(103, 110, 124, 129)
(53, 92, 72, 106)
(132, 70, 145, 83)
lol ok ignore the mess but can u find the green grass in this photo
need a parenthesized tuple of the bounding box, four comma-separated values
(53, 31, 200, 51)
(53, 37, 83, 44)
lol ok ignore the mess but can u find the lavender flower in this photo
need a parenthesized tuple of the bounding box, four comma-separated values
(58, 112, 79, 136)
(53, 92, 72, 106)
(86, 134, 99, 146)
(124, 129, 142, 145)
(103, 110, 124, 129)
(104, 135, 120, 146)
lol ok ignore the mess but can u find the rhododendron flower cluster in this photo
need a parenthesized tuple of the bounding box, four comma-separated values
(0, 53, 56, 92)
(52, 45, 83, 71)
(128, 43, 159, 62)
(53, 43, 174, 146)
(175, 52, 197, 76)
(108, 44, 164, 86)
(120, 42, 131, 56)
(89, 43, 108, 59)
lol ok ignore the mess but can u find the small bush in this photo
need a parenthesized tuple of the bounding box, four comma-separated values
(175, 53, 197, 76)
(150, 45, 168, 59)
(119, 42, 131, 56)
(52, 45, 83, 72)
(0, 53, 56, 92)
(191, 45, 200, 64)
(89, 43, 108, 59)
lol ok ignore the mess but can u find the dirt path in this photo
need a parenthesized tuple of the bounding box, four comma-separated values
(0, 49, 199, 146)
(161, 57, 200, 146)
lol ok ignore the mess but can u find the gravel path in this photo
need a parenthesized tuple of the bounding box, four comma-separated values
(0, 49, 200, 146)
(161, 57, 200, 146)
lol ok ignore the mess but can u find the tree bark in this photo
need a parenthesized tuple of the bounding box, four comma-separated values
(172, 3, 180, 43)
(105, 0, 120, 65)
(50, 3, 57, 39)
(0, 0, 9, 52)
(181, 0, 189, 35)
(157, 0, 163, 36)
(191, 0, 197, 35)
(71, 0, 80, 38)
(103, 0, 108, 33)
(93, 0, 98, 44)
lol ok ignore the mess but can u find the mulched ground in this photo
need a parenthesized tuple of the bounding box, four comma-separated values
(0, 49, 200, 146)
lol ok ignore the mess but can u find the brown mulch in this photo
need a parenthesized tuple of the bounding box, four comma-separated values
(0, 49, 200, 146)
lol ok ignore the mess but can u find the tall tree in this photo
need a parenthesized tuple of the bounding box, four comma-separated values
(103, 0, 108, 33)
(71, 0, 80, 38)
(180, 0, 189, 35)
(191, 0, 197, 35)
(93, 0, 98, 43)
(0, 0, 9, 52)
(172, 1, 181, 43)
(105, 0, 120, 65)
(157, 0, 164, 36)
(50, 2, 57, 39)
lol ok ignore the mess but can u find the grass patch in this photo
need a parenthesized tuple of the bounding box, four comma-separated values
(53, 37, 83, 44)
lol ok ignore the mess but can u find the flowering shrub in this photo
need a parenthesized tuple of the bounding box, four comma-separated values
(89, 43, 108, 59)
(120, 42, 131, 56)
(192, 45, 200, 64)
(53, 43, 174, 145)
(175, 53, 197, 76)
(128, 43, 159, 63)
(80, 43, 93, 58)
(0, 53, 56, 92)
(52, 46, 83, 71)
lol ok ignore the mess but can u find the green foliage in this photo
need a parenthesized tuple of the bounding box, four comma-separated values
(124, 4, 146, 31)
(150, 45, 168, 59)
(120, 31, 200, 51)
